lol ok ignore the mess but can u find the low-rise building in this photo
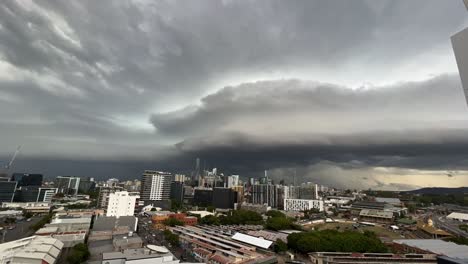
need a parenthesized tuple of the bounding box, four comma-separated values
(359, 209, 394, 224)
(309, 252, 437, 264)
(393, 239, 468, 262)
(284, 198, 324, 212)
(101, 246, 193, 264)
(0, 236, 64, 264)
(1, 202, 51, 213)
(240, 203, 271, 214)
(151, 212, 198, 229)
(35, 215, 92, 247)
(447, 212, 468, 222)
(171, 225, 277, 263)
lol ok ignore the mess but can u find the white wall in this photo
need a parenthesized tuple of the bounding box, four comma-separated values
(106, 191, 139, 218)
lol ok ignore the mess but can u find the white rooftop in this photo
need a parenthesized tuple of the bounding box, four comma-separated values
(232, 232, 273, 249)
(394, 239, 468, 260)
(447, 212, 468, 221)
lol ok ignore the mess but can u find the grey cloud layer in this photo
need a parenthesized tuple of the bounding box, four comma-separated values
(1, 0, 468, 186)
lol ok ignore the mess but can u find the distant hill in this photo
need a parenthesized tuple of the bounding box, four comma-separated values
(405, 187, 468, 195)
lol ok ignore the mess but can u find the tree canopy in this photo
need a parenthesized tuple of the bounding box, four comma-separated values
(287, 230, 387, 254)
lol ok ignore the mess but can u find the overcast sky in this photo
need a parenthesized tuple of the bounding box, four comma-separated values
(1, 0, 468, 189)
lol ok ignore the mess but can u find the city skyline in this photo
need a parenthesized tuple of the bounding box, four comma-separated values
(1, 1, 468, 190)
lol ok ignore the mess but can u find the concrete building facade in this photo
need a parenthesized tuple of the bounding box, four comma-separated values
(106, 191, 139, 218)
(140, 170, 172, 201)
(284, 198, 324, 212)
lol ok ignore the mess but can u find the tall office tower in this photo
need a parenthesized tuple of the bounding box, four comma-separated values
(226, 175, 239, 188)
(173, 174, 186, 183)
(251, 184, 279, 208)
(14, 187, 57, 202)
(213, 187, 237, 209)
(193, 187, 213, 207)
(299, 182, 318, 200)
(10, 173, 43, 187)
(140, 170, 172, 201)
(0, 181, 17, 203)
(232, 186, 244, 204)
(106, 191, 139, 218)
(78, 177, 96, 193)
(55, 176, 81, 196)
(170, 181, 185, 202)
(452, 4, 468, 103)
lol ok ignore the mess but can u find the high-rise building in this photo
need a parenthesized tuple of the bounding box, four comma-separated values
(173, 174, 186, 183)
(55, 176, 81, 196)
(193, 187, 213, 207)
(0, 181, 17, 203)
(232, 186, 244, 204)
(170, 181, 185, 203)
(213, 187, 237, 209)
(140, 170, 172, 201)
(225, 175, 239, 188)
(251, 184, 279, 208)
(106, 191, 139, 218)
(14, 187, 57, 203)
(78, 177, 96, 193)
(10, 173, 43, 187)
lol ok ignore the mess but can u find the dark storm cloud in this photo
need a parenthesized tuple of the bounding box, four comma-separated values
(1, 0, 468, 186)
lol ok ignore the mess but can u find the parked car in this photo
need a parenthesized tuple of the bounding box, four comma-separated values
(26, 218, 32, 222)
(8, 225, 16, 230)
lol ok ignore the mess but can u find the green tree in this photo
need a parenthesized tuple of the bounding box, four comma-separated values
(266, 210, 286, 218)
(206, 206, 216, 212)
(287, 230, 387, 254)
(67, 243, 90, 264)
(200, 215, 220, 225)
(163, 230, 180, 246)
(151, 207, 157, 211)
(265, 216, 298, 231)
(171, 199, 183, 212)
(274, 239, 288, 253)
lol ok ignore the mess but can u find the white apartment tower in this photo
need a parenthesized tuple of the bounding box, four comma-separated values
(106, 191, 139, 217)
(140, 170, 172, 201)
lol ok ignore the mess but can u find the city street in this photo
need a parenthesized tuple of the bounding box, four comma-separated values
(2, 216, 42, 243)
(136, 215, 199, 262)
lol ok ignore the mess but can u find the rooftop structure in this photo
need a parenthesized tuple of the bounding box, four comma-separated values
(93, 216, 138, 232)
(171, 225, 276, 263)
(0, 236, 64, 264)
(231, 232, 273, 249)
(447, 212, 468, 222)
(375, 197, 402, 206)
(309, 252, 437, 264)
(393, 239, 468, 261)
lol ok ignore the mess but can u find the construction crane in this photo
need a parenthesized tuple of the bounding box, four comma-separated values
(1, 146, 21, 174)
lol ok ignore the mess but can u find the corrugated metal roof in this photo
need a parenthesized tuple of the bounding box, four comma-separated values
(232, 232, 273, 249)
(394, 239, 468, 260)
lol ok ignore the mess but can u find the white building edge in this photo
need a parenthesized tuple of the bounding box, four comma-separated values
(452, 2, 468, 104)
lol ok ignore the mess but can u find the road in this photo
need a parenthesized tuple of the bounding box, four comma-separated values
(432, 214, 468, 238)
(1, 216, 42, 242)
